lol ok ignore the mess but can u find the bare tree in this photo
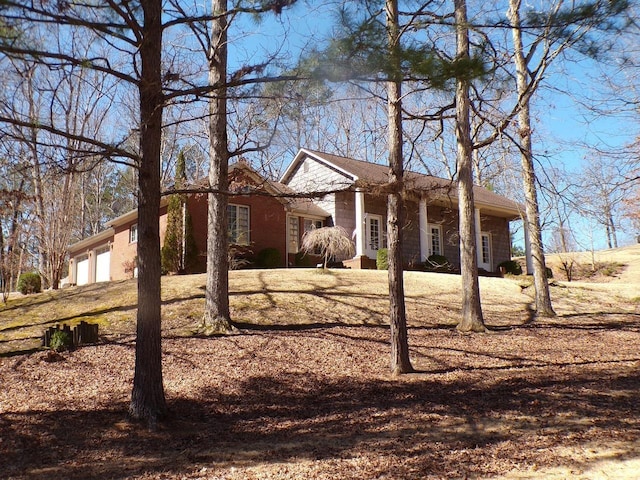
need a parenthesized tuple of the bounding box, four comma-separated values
(507, 0, 555, 316)
(385, 0, 413, 373)
(454, 0, 485, 333)
(301, 226, 355, 269)
(1, 0, 168, 423)
(199, 0, 234, 335)
(576, 157, 631, 249)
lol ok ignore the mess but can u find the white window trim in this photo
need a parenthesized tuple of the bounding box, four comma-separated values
(430, 225, 443, 256)
(289, 215, 300, 253)
(228, 204, 250, 245)
(481, 232, 492, 268)
(129, 224, 138, 244)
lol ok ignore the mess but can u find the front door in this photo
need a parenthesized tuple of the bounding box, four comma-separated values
(365, 214, 383, 259)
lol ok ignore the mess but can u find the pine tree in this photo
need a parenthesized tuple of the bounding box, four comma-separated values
(162, 150, 197, 274)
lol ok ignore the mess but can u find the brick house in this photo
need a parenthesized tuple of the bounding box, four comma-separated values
(280, 149, 522, 271)
(68, 149, 522, 285)
(67, 161, 328, 285)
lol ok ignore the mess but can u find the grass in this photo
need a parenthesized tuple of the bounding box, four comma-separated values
(2, 245, 639, 356)
(1, 245, 639, 479)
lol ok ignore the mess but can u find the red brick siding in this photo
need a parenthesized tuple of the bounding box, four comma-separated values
(186, 191, 289, 269)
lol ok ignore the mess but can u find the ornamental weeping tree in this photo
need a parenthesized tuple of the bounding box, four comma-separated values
(301, 226, 355, 269)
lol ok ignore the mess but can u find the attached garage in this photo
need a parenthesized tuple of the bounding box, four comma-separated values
(95, 246, 111, 283)
(76, 255, 90, 286)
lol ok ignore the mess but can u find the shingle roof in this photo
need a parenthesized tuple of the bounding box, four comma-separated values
(301, 149, 522, 218)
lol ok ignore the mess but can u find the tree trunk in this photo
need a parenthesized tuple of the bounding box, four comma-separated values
(200, 0, 234, 335)
(454, 0, 486, 333)
(386, 0, 413, 375)
(129, 0, 168, 424)
(508, 0, 555, 317)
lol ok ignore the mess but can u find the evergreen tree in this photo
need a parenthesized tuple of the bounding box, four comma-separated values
(162, 150, 197, 274)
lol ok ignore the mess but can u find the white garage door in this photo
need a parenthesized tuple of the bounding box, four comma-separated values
(76, 255, 89, 286)
(95, 246, 111, 283)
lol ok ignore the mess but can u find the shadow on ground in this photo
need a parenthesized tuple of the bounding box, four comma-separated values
(2, 365, 639, 479)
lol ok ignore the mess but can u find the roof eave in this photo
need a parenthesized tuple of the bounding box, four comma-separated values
(68, 228, 114, 253)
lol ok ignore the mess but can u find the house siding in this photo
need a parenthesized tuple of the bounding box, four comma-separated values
(285, 154, 354, 221)
(187, 193, 288, 268)
(479, 214, 511, 268)
(403, 201, 421, 265)
(110, 219, 140, 281)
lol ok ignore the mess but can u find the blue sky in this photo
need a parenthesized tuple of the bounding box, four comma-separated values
(228, 2, 639, 251)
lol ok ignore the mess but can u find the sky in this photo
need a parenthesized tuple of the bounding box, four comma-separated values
(228, 1, 639, 251)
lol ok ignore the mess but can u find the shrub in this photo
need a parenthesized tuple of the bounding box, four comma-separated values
(228, 246, 252, 270)
(18, 272, 42, 294)
(376, 248, 388, 270)
(49, 329, 72, 352)
(294, 251, 313, 267)
(123, 256, 137, 278)
(497, 260, 522, 275)
(256, 248, 281, 268)
(427, 254, 449, 267)
(545, 267, 553, 279)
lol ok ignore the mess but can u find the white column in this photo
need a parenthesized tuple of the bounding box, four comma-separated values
(419, 198, 429, 261)
(524, 219, 533, 274)
(475, 208, 482, 265)
(355, 189, 366, 257)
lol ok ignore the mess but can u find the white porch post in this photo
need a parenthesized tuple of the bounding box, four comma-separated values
(419, 198, 429, 261)
(355, 188, 366, 257)
(475, 208, 482, 265)
(524, 219, 533, 274)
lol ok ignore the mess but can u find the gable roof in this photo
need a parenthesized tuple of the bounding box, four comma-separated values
(282, 148, 522, 219)
(229, 161, 329, 218)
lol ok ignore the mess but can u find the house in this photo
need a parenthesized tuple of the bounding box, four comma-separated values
(67, 161, 328, 285)
(67, 149, 522, 285)
(279, 149, 522, 271)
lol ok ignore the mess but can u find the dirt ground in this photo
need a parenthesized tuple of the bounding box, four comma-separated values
(1, 246, 639, 479)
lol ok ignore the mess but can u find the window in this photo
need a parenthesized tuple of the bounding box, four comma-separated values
(228, 204, 250, 245)
(303, 219, 323, 232)
(368, 216, 381, 251)
(430, 226, 442, 256)
(481, 233, 492, 265)
(289, 216, 300, 253)
(129, 224, 138, 243)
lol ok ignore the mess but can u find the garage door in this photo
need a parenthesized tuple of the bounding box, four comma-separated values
(76, 255, 89, 286)
(95, 246, 111, 283)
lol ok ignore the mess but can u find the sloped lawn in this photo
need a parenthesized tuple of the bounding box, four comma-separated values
(1, 263, 639, 479)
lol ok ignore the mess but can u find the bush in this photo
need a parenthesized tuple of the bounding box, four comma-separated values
(18, 272, 42, 294)
(498, 260, 522, 275)
(123, 256, 137, 278)
(294, 251, 313, 267)
(49, 329, 72, 352)
(376, 248, 388, 270)
(546, 267, 553, 279)
(426, 254, 449, 267)
(228, 246, 253, 270)
(256, 248, 281, 268)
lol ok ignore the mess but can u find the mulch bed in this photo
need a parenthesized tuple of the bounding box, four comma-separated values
(1, 318, 640, 479)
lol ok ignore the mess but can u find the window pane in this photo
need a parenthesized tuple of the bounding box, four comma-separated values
(227, 205, 237, 243)
(289, 216, 299, 253)
(227, 204, 250, 245)
(482, 234, 490, 264)
(238, 206, 249, 245)
(369, 218, 380, 250)
(431, 227, 441, 256)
